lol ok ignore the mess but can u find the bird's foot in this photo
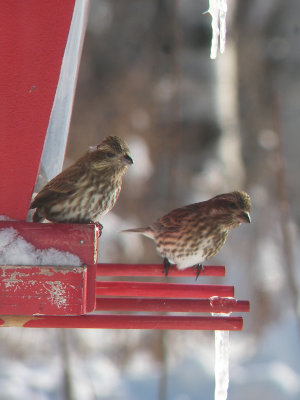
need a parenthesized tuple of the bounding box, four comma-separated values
(194, 264, 204, 280)
(163, 258, 172, 277)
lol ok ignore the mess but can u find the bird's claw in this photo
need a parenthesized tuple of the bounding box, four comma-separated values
(194, 264, 204, 280)
(163, 258, 171, 277)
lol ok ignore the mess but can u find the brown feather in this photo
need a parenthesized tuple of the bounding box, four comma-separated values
(122, 190, 251, 270)
(30, 136, 133, 223)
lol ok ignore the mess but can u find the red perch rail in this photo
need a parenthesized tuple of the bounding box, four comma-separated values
(0, 222, 249, 330)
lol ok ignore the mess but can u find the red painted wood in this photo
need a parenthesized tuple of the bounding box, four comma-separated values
(0, 315, 244, 330)
(97, 263, 225, 277)
(96, 281, 234, 298)
(0, 222, 99, 314)
(96, 297, 250, 313)
(0, 0, 75, 220)
(86, 263, 97, 313)
(0, 221, 100, 265)
(0, 265, 88, 315)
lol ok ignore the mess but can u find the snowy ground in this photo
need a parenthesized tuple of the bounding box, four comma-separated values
(0, 313, 299, 400)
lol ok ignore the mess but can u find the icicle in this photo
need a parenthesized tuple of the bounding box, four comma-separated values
(218, 0, 227, 54)
(214, 329, 230, 400)
(206, 0, 228, 59)
(210, 297, 234, 400)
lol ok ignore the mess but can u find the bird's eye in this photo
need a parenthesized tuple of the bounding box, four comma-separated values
(106, 152, 115, 158)
(228, 202, 238, 209)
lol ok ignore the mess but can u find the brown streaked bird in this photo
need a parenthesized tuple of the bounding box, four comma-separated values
(30, 136, 133, 223)
(122, 191, 251, 276)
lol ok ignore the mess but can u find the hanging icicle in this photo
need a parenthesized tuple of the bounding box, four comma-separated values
(214, 330, 230, 400)
(206, 0, 228, 59)
(211, 297, 235, 400)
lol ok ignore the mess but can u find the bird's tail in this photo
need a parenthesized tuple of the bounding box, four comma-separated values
(121, 227, 154, 239)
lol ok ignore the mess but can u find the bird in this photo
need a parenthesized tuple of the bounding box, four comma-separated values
(30, 136, 133, 224)
(122, 191, 251, 277)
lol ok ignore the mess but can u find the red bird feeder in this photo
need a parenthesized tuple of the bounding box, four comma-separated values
(0, 219, 249, 329)
(0, 0, 249, 330)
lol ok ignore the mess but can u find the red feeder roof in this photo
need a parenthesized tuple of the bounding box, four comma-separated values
(0, 0, 76, 220)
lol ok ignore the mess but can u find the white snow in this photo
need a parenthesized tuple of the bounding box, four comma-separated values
(0, 316, 299, 400)
(207, 0, 228, 59)
(268, 362, 300, 394)
(72, 357, 123, 399)
(0, 227, 81, 266)
(0, 215, 15, 221)
(126, 351, 159, 378)
(0, 358, 61, 400)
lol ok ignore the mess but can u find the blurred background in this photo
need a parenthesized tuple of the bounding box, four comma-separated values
(2, 0, 300, 399)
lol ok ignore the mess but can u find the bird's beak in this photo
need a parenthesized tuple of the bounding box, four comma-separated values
(239, 211, 251, 223)
(123, 154, 134, 165)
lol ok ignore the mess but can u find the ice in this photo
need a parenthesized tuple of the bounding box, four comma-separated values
(212, 306, 231, 400)
(206, 0, 228, 59)
(0, 227, 81, 266)
(214, 330, 230, 400)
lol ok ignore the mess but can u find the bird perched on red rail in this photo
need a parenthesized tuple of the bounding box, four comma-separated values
(30, 136, 133, 223)
(122, 191, 251, 277)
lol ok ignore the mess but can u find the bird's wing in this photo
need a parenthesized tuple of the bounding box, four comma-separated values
(30, 163, 83, 209)
(153, 204, 201, 233)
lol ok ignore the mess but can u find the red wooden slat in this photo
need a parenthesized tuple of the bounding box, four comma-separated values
(0, 265, 88, 315)
(96, 281, 234, 298)
(97, 263, 225, 277)
(0, 315, 244, 330)
(86, 263, 97, 313)
(96, 297, 250, 313)
(0, 1, 75, 220)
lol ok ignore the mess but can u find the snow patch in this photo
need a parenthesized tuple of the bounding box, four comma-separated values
(0, 215, 15, 221)
(0, 227, 81, 266)
(268, 361, 300, 394)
